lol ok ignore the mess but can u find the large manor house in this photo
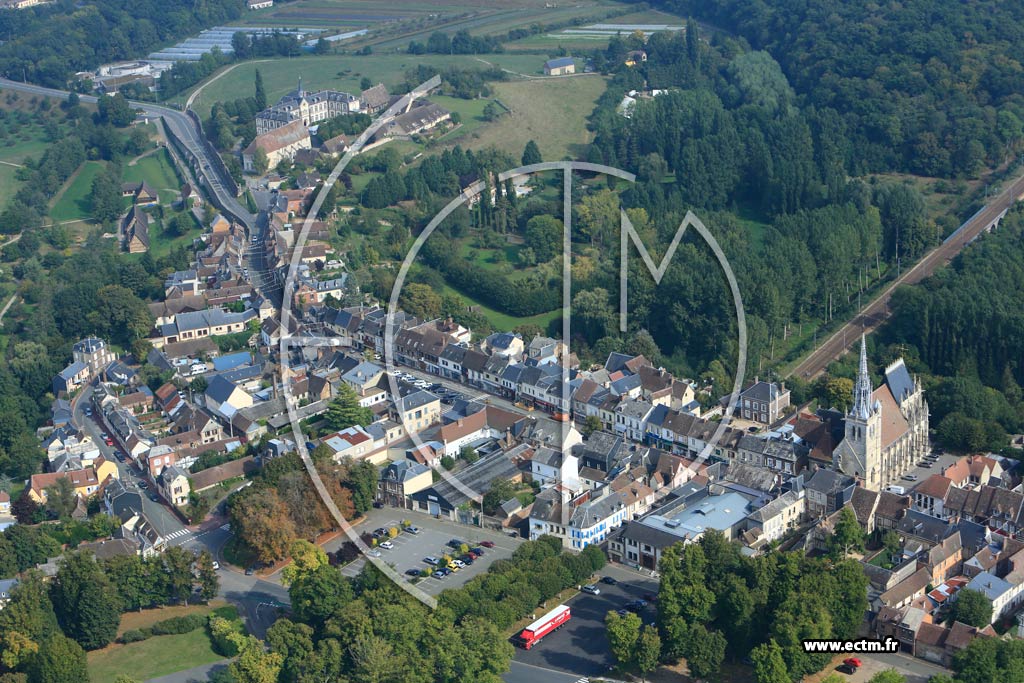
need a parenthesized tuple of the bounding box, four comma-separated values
(254, 77, 389, 135)
(833, 336, 930, 491)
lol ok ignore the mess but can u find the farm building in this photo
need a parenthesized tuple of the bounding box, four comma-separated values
(543, 57, 576, 76)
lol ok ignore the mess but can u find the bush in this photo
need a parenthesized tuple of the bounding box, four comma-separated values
(208, 616, 240, 657)
(150, 614, 206, 635)
(119, 629, 150, 644)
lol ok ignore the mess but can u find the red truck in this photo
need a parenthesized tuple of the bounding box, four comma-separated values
(512, 605, 571, 650)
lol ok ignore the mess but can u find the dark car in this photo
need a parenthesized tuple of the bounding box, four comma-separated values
(405, 569, 422, 577)
(480, 540, 495, 548)
(372, 501, 384, 509)
(245, 566, 255, 576)
(138, 480, 149, 489)
(601, 576, 617, 585)
(836, 664, 856, 675)
(469, 547, 484, 557)
(625, 600, 648, 612)
(447, 539, 464, 549)
(148, 493, 159, 502)
(459, 554, 474, 565)
(643, 592, 657, 602)
(373, 528, 388, 538)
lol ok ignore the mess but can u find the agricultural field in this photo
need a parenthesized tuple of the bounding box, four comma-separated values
(182, 53, 547, 118)
(460, 75, 607, 160)
(502, 8, 687, 51)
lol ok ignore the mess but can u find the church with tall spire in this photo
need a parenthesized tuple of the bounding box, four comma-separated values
(832, 335, 929, 491)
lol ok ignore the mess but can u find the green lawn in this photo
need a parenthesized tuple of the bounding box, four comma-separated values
(181, 53, 550, 119)
(143, 210, 201, 259)
(0, 164, 20, 211)
(49, 161, 106, 223)
(458, 240, 531, 279)
(87, 625, 226, 681)
(123, 148, 181, 205)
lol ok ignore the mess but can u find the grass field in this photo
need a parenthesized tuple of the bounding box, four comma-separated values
(144, 209, 201, 259)
(49, 161, 105, 223)
(440, 282, 561, 332)
(87, 603, 240, 682)
(182, 53, 550, 118)
(460, 76, 607, 160)
(123, 148, 181, 205)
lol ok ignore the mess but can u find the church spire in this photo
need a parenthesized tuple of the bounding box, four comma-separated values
(297, 75, 303, 98)
(851, 334, 873, 420)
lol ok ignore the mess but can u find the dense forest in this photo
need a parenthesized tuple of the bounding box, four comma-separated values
(0, 0, 243, 88)
(651, 0, 1024, 179)
(877, 206, 1024, 452)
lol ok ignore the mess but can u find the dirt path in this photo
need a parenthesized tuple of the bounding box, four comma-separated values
(186, 59, 273, 111)
(0, 293, 18, 328)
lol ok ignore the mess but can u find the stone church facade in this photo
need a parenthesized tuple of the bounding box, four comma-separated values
(833, 336, 929, 492)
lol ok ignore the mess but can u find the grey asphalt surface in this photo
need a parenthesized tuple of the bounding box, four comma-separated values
(511, 563, 659, 679)
(73, 384, 187, 538)
(326, 507, 522, 595)
(146, 660, 230, 683)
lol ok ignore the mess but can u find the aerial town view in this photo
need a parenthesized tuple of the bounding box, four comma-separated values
(0, 1, 1023, 682)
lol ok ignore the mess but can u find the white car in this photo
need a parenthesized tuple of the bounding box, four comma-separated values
(581, 584, 601, 595)
(405, 526, 421, 535)
(451, 559, 466, 569)
(368, 549, 382, 558)
(379, 540, 394, 550)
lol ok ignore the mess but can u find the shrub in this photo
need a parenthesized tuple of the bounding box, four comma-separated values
(208, 616, 240, 657)
(119, 629, 150, 644)
(150, 614, 206, 635)
(388, 527, 399, 538)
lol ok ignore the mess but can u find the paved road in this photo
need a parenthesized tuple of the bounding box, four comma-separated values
(787, 172, 1024, 379)
(512, 563, 658, 679)
(0, 78, 256, 234)
(72, 384, 187, 538)
(146, 660, 230, 683)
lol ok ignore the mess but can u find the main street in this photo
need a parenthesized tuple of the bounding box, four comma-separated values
(787, 171, 1024, 379)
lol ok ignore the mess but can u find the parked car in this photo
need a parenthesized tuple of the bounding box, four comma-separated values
(368, 549, 382, 558)
(138, 481, 149, 489)
(424, 556, 440, 566)
(902, 473, 919, 481)
(447, 539, 464, 549)
(372, 501, 384, 509)
(245, 566, 255, 576)
(581, 584, 601, 595)
(836, 664, 856, 675)
(624, 600, 648, 612)
(432, 570, 447, 579)
(842, 658, 862, 669)
(601, 576, 618, 585)
(405, 526, 421, 534)
(459, 554, 474, 565)
(372, 528, 388, 538)
(451, 559, 466, 569)
(480, 540, 496, 548)
(405, 569, 422, 577)
(379, 540, 394, 550)
(469, 547, 484, 557)
(446, 562, 461, 573)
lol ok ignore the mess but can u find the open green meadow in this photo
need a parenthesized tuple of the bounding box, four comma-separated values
(460, 76, 607, 160)
(182, 53, 548, 118)
(49, 161, 105, 223)
(440, 282, 561, 333)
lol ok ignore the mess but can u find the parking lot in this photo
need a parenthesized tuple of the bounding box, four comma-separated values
(514, 565, 659, 678)
(327, 509, 521, 596)
(898, 450, 959, 488)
